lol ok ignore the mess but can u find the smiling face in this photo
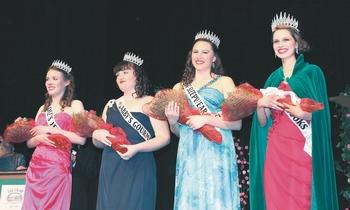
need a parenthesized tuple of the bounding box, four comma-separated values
(45, 69, 70, 97)
(191, 40, 216, 71)
(272, 29, 297, 60)
(115, 67, 137, 93)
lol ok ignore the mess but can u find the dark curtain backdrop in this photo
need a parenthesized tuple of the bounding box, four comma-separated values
(1, 0, 349, 209)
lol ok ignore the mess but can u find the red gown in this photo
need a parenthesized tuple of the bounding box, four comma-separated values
(263, 83, 312, 210)
(22, 112, 72, 210)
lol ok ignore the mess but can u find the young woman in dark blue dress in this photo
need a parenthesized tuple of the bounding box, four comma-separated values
(93, 52, 170, 210)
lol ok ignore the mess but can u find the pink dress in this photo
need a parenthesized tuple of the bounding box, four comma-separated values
(22, 112, 73, 210)
(263, 83, 312, 210)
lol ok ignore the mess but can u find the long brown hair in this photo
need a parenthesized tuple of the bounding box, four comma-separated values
(181, 39, 225, 86)
(43, 66, 75, 111)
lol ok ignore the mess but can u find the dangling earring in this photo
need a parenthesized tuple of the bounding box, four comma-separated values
(295, 46, 299, 54)
(211, 62, 215, 69)
(274, 54, 277, 58)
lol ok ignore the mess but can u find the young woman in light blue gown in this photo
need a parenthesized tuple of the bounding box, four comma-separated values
(165, 30, 242, 210)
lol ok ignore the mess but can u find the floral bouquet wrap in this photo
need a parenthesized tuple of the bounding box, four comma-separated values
(72, 110, 108, 137)
(221, 83, 263, 121)
(143, 89, 222, 144)
(3, 118, 72, 151)
(72, 110, 130, 153)
(222, 82, 324, 121)
(3, 118, 36, 143)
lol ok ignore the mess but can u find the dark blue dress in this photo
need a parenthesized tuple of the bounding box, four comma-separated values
(96, 102, 156, 210)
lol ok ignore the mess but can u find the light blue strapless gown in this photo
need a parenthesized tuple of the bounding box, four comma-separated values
(174, 87, 240, 210)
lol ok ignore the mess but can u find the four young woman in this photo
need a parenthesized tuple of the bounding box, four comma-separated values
(15, 11, 338, 210)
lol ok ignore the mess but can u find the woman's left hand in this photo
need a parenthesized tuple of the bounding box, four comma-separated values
(283, 103, 310, 120)
(116, 144, 138, 160)
(30, 125, 54, 136)
(186, 115, 208, 130)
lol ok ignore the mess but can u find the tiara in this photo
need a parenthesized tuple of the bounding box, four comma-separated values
(271, 12, 299, 32)
(195, 30, 220, 48)
(123, 52, 144, 66)
(51, 59, 72, 74)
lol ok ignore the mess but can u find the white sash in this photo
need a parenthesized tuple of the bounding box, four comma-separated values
(45, 105, 61, 129)
(285, 111, 312, 157)
(183, 84, 212, 113)
(107, 99, 152, 141)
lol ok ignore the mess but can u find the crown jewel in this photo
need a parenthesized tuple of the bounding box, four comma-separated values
(195, 30, 220, 48)
(123, 52, 144, 66)
(271, 12, 299, 32)
(51, 60, 72, 74)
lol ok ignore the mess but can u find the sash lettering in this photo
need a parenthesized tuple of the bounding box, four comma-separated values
(108, 99, 152, 141)
(285, 111, 312, 156)
(45, 105, 61, 129)
(183, 84, 210, 113)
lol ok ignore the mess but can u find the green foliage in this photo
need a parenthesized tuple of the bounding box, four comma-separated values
(335, 84, 350, 206)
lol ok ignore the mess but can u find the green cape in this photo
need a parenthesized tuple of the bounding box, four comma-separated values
(249, 54, 339, 210)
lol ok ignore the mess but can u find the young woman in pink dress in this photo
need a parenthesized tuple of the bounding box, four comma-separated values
(22, 60, 86, 210)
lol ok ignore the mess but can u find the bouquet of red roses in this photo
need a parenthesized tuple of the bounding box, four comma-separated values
(222, 82, 324, 121)
(276, 95, 324, 112)
(107, 127, 130, 154)
(72, 110, 130, 153)
(178, 99, 222, 144)
(142, 89, 184, 121)
(72, 110, 111, 137)
(143, 89, 222, 144)
(48, 133, 71, 151)
(276, 82, 324, 112)
(3, 118, 36, 143)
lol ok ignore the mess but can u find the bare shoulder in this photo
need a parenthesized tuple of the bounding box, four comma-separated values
(216, 76, 236, 97)
(38, 105, 45, 113)
(173, 82, 183, 91)
(218, 76, 235, 86)
(217, 76, 235, 90)
(142, 95, 154, 104)
(71, 100, 84, 112)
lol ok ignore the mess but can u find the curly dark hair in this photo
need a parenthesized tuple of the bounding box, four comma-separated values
(43, 66, 75, 112)
(181, 39, 225, 86)
(273, 26, 310, 53)
(113, 61, 152, 98)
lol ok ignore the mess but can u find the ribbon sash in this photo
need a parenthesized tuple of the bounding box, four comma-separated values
(285, 111, 312, 156)
(45, 105, 61, 129)
(183, 84, 212, 113)
(108, 99, 152, 141)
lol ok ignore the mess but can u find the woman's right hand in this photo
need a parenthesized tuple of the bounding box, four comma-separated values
(92, 129, 113, 147)
(30, 125, 54, 136)
(165, 101, 180, 125)
(257, 94, 284, 110)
